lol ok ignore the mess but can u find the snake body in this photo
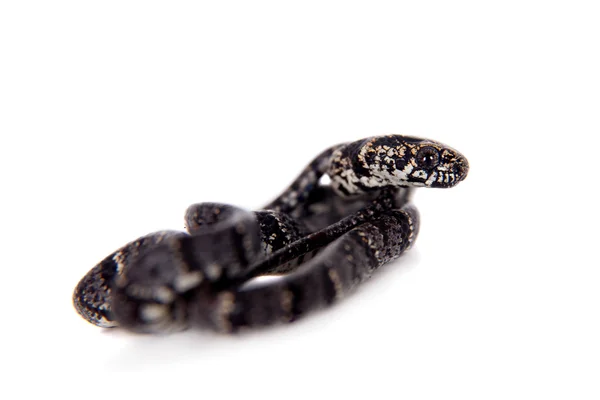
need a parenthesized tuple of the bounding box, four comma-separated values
(73, 135, 469, 333)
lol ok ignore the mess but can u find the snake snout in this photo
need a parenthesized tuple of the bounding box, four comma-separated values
(453, 158, 469, 183)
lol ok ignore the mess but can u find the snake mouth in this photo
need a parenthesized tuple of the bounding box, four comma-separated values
(428, 171, 457, 187)
(439, 157, 469, 187)
(425, 163, 468, 188)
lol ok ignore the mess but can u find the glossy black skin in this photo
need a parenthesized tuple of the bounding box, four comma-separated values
(73, 135, 468, 333)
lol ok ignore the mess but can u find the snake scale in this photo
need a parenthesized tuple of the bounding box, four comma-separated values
(73, 135, 469, 334)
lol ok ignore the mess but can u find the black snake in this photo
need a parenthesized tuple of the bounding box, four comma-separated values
(73, 135, 469, 333)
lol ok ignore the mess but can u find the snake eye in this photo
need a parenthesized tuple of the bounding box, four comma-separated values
(416, 146, 440, 169)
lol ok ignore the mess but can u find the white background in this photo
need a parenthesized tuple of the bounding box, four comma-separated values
(1, 1, 599, 399)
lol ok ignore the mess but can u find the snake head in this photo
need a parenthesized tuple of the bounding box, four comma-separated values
(329, 135, 469, 195)
(404, 136, 469, 188)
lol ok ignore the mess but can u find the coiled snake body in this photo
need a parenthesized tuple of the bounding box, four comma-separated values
(73, 135, 469, 333)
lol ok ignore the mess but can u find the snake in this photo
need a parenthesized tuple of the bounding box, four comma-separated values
(73, 135, 469, 334)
